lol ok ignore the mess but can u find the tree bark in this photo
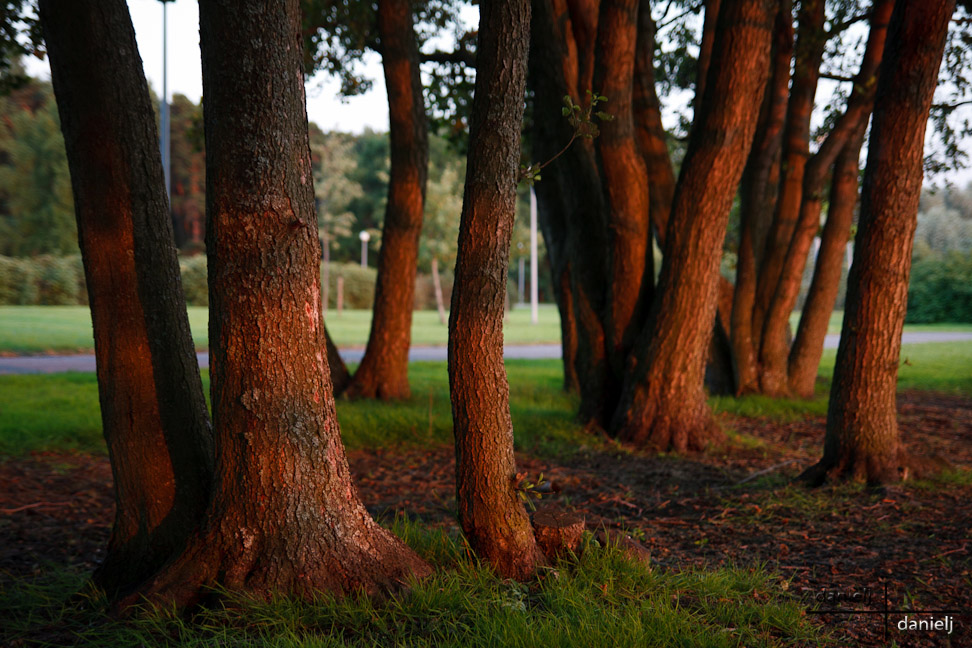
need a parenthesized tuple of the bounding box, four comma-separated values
(611, 0, 774, 451)
(801, 0, 953, 486)
(757, 0, 891, 396)
(449, 0, 545, 579)
(693, 0, 723, 120)
(730, 0, 792, 395)
(594, 0, 652, 386)
(39, 0, 213, 598)
(529, 0, 611, 424)
(131, 0, 429, 608)
(344, 0, 428, 400)
(753, 0, 826, 395)
(325, 324, 351, 393)
(787, 121, 866, 397)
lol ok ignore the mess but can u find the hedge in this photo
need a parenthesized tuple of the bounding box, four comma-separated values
(906, 252, 972, 324)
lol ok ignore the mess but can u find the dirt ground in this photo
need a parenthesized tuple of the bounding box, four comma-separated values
(1, 390, 969, 647)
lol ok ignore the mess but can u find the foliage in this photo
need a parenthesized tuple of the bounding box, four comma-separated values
(0, 2, 43, 95)
(906, 251, 972, 324)
(311, 127, 362, 257)
(0, 82, 76, 256)
(0, 254, 83, 305)
(419, 155, 463, 272)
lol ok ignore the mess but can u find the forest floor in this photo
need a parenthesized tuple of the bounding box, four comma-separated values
(1, 390, 969, 646)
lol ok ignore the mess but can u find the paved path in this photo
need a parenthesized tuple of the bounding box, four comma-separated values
(1, 332, 970, 375)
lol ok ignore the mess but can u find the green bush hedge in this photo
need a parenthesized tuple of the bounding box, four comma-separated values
(0, 255, 452, 311)
(907, 252, 972, 323)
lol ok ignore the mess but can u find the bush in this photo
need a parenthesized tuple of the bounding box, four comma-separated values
(321, 262, 376, 309)
(34, 255, 81, 305)
(907, 251, 972, 323)
(0, 256, 38, 304)
(179, 255, 209, 306)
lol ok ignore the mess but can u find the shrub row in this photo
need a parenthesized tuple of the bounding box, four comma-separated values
(906, 252, 972, 324)
(0, 255, 453, 311)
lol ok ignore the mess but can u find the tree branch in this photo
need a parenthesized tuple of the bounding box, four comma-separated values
(421, 49, 476, 67)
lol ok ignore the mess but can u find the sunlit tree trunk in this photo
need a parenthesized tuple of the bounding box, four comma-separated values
(345, 0, 428, 400)
(39, 0, 213, 598)
(131, 0, 429, 609)
(801, 0, 953, 486)
(787, 121, 866, 397)
(611, 0, 774, 451)
(449, 0, 545, 579)
(594, 0, 652, 391)
(753, 0, 825, 395)
(730, 0, 792, 395)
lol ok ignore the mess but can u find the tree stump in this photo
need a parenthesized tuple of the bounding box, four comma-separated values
(532, 507, 585, 558)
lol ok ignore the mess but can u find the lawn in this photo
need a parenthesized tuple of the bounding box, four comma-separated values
(1, 343, 970, 646)
(3, 305, 971, 355)
(0, 305, 563, 354)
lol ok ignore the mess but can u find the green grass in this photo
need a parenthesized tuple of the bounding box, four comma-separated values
(789, 310, 972, 334)
(0, 360, 588, 457)
(0, 305, 562, 354)
(3, 342, 968, 457)
(0, 520, 820, 648)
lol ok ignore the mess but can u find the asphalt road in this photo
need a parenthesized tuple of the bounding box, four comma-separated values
(1, 332, 970, 375)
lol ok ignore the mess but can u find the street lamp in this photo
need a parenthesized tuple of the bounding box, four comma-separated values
(359, 230, 371, 267)
(159, 0, 174, 200)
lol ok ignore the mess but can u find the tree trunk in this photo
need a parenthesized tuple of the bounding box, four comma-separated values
(594, 0, 652, 386)
(431, 256, 447, 325)
(132, 0, 429, 609)
(757, 0, 891, 396)
(325, 324, 351, 393)
(449, 0, 545, 579)
(344, 0, 428, 400)
(787, 122, 866, 397)
(753, 0, 825, 395)
(801, 0, 953, 486)
(529, 0, 612, 425)
(39, 0, 213, 598)
(611, 0, 774, 451)
(693, 0, 723, 119)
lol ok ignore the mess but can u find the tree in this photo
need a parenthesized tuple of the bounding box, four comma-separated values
(610, 0, 775, 450)
(344, 0, 429, 400)
(38, 0, 213, 596)
(449, 0, 545, 578)
(0, 83, 76, 256)
(801, 0, 955, 486)
(133, 0, 429, 608)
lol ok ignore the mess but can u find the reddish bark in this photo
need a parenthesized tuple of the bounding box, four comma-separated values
(787, 122, 866, 397)
(729, 0, 791, 395)
(758, 0, 892, 395)
(801, 0, 953, 486)
(693, 0, 723, 119)
(753, 0, 825, 394)
(345, 0, 428, 400)
(131, 0, 429, 608)
(449, 0, 545, 579)
(594, 0, 652, 381)
(39, 0, 213, 597)
(612, 0, 774, 451)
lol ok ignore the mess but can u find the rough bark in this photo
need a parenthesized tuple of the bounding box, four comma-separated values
(593, 0, 652, 386)
(633, 1, 675, 243)
(532, 507, 585, 557)
(131, 0, 429, 608)
(801, 0, 953, 486)
(611, 0, 773, 451)
(529, 0, 611, 424)
(693, 0, 723, 120)
(39, 0, 213, 597)
(753, 0, 826, 394)
(787, 121, 866, 397)
(344, 0, 428, 400)
(449, 0, 544, 579)
(758, 0, 891, 395)
(730, 0, 793, 395)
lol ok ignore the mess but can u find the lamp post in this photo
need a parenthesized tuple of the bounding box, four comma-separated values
(359, 230, 371, 268)
(159, 0, 172, 200)
(530, 188, 538, 324)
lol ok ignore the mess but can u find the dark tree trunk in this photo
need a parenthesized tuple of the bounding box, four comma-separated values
(529, 0, 611, 424)
(693, 0, 723, 119)
(593, 0, 652, 388)
(39, 0, 213, 598)
(449, 0, 544, 579)
(325, 325, 351, 394)
(611, 0, 774, 451)
(345, 0, 428, 400)
(132, 0, 429, 608)
(758, 0, 892, 396)
(730, 0, 792, 395)
(801, 0, 953, 486)
(787, 121, 866, 397)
